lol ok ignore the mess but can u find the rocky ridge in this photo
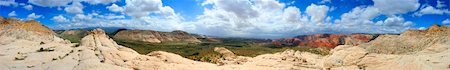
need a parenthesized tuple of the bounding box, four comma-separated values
(0, 17, 56, 42)
(113, 30, 201, 43)
(272, 34, 378, 48)
(361, 25, 450, 54)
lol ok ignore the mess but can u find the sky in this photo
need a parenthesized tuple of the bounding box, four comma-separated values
(0, 0, 449, 38)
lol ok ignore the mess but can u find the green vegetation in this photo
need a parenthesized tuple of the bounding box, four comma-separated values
(115, 38, 329, 63)
(60, 35, 82, 43)
(57, 30, 88, 43)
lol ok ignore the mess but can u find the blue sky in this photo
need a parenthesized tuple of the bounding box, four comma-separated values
(0, 0, 449, 38)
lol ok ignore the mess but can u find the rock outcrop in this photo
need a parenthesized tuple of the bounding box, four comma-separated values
(0, 17, 57, 42)
(361, 25, 450, 54)
(113, 30, 201, 43)
(272, 34, 378, 48)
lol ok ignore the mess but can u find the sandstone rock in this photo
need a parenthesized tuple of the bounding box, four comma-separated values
(273, 34, 377, 48)
(0, 17, 58, 42)
(214, 47, 251, 65)
(113, 30, 201, 43)
(361, 25, 450, 54)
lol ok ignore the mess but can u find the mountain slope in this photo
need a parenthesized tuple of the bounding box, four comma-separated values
(113, 30, 201, 43)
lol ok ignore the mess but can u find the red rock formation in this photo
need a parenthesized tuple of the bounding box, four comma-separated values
(274, 34, 377, 48)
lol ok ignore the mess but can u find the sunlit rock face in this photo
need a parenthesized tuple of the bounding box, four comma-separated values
(113, 30, 201, 43)
(272, 34, 377, 48)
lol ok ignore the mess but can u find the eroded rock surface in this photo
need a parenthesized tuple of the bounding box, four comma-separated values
(272, 34, 378, 48)
(113, 30, 201, 43)
(362, 25, 450, 54)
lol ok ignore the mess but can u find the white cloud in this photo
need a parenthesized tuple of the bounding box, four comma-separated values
(26, 13, 43, 20)
(437, 0, 447, 8)
(98, 14, 125, 20)
(443, 19, 450, 25)
(414, 6, 450, 16)
(23, 5, 33, 10)
(418, 27, 426, 30)
(122, 0, 163, 18)
(52, 15, 69, 23)
(78, 0, 118, 5)
(64, 2, 84, 14)
(373, 0, 419, 15)
(0, 0, 17, 6)
(306, 4, 329, 23)
(28, 0, 72, 7)
(375, 16, 413, 27)
(105, 0, 178, 18)
(203, 0, 258, 19)
(195, 0, 323, 38)
(160, 6, 182, 20)
(107, 4, 123, 12)
(319, 0, 331, 4)
(330, 0, 420, 34)
(8, 11, 17, 17)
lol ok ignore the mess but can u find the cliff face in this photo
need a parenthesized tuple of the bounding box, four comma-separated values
(272, 34, 377, 48)
(113, 30, 201, 43)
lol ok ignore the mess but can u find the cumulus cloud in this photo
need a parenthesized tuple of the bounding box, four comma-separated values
(107, 4, 123, 12)
(414, 6, 450, 16)
(203, 0, 258, 19)
(194, 0, 328, 38)
(375, 16, 413, 27)
(23, 5, 33, 10)
(64, 2, 84, 14)
(182, 0, 417, 38)
(0, 0, 17, 6)
(332, 0, 419, 34)
(372, 0, 419, 15)
(52, 15, 69, 23)
(54, 12, 187, 32)
(78, 0, 118, 5)
(28, 0, 72, 7)
(8, 11, 17, 17)
(306, 4, 329, 23)
(122, 0, 163, 18)
(104, 0, 178, 18)
(26, 13, 43, 20)
(443, 19, 450, 25)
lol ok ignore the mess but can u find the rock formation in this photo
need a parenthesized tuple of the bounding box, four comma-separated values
(272, 34, 378, 48)
(0, 17, 57, 42)
(361, 24, 450, 54)
(113, 30, 201, 43)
